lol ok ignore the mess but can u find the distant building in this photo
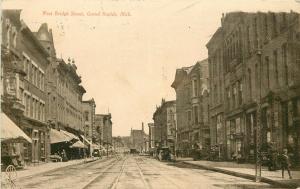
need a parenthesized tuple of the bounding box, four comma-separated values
(130, 123, 148, 152)
(82, 99, 96, 142)
(153, 99, 176, 152)
(95, 114, 112, 145)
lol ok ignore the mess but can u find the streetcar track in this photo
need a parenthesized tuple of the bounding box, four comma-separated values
(17, 157, 119, 188)
(81, 156, 126, 189)
(18, 157, 111, 182)
(144, 158, 182, 189)
(109, 156, 127, 189)
(135, 157, 152, 189)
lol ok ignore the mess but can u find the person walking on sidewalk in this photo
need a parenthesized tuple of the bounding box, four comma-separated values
(280, 148, 292, 179)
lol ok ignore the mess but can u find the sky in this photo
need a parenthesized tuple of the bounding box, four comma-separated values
(2, 0, 299, 136)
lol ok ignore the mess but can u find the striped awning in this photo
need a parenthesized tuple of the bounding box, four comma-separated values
(0, 113, 32, 143)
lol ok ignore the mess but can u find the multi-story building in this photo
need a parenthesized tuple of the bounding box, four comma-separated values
(1, 10, 50, 163)
(171, 60, 209, 156)
(207, 11, 300, 164)
(82, 99, 96, 142)
(35, 23, 86, 137)
(152, 99, 176, 152)
(130, 123, 148, 152)
(187, 60, 210, 151)
(95, 113, 112, 146)
(94, 114, 104, 145)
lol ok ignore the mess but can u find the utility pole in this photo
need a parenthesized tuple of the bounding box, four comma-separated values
(255, 50, 262, 182)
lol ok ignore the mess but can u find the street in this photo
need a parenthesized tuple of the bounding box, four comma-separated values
(16, 155, 283, 189)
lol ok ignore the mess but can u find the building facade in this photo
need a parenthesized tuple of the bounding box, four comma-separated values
(171, 60, 210, 156)
(95, 114, 112, 146)
(130, 123, 148, 152)
(1, 10, 50, 163)
(82, 99, 96, 143)
(152, 99, 176, 152)
(207, 11, 300, 164)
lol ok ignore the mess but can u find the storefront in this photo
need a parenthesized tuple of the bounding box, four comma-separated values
(1, 113, 32, 169)
(225, 115, 245, 161)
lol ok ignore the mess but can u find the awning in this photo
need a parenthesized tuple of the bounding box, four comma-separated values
(50, 129, 71, 144)
(70, 140, 87, 149)
(80, 135, 92, 146)
(0, 113, 32, 143)
(61, 130, 79, 141)
(50, 129, 79, 144)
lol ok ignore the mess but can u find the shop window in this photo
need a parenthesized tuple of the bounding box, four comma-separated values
(40, 132, 45, 160)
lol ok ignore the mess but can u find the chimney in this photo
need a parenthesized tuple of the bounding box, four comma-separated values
(142, 122, 144, 132)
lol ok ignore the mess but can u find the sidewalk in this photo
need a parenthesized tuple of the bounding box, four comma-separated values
(179, 159, 300, 188)
(3, 157, 103, 180)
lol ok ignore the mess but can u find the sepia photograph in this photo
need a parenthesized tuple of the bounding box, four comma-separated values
(0, 0, 300, 188)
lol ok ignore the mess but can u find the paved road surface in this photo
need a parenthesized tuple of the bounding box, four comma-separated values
(16, 155, 285, 189)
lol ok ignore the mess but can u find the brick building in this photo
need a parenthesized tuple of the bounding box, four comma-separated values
(95, 114, 112, 146)
(130, 123, 148, 153)
(1, 10, 50, 163)
(152, 99, 176, 153)
(35, 23, 86, 136)
(207, 11, 300, 163)
(82, 99, 96, 142)
(171, 60, 209, 156)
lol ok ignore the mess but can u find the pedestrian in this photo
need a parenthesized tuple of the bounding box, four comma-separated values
(280, 148, 292, 179)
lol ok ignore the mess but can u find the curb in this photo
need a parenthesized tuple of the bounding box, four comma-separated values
(17, 157, 108, 180)
(182, 161, 298, 189)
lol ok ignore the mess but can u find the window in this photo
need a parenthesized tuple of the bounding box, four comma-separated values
(35, 67, 38, 86)
(30, 97, 33, 118)
(232, 86, 236, 109)
(236, 118, 241, 134)
(255, 64, 259, 91)
(192, 79, 198, 97)
(238, 81, 243, 106)
(265, 56, 270, 88)
(38, 102, 41, 120)
(187, 111, 192, 122)
(23, 56, 27, 76)
(248, 69, 252, 99)
(253, 17, 258, 49)
(24, 94, 28, 116)
(193, 106, 199, 124)
(12, 27, 17, 48)
(272, 13, 277, 37)
(282, 44, 288, 85)
(226, 88, 230, 110)
(6, 23, 11, 47)
(85, 111, 89, 121)
(264, 14, 269, 42)
(274, 50, 279, 85)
